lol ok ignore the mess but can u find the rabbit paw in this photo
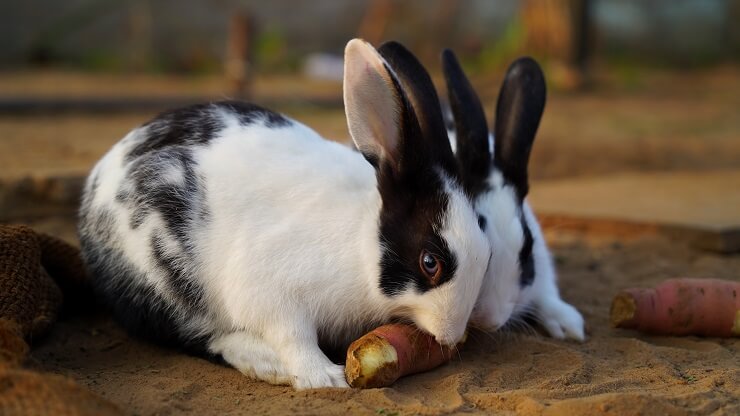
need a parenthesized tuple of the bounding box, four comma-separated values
(210, 331, 293, 385)
(292, 362, 349, 389)
(538, 298, 585, 342)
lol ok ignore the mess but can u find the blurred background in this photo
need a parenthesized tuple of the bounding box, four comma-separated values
(1, 0, 739, 244)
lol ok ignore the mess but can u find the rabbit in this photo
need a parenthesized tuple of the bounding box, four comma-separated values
(437, 50, 585, 341)
(77, 39, 491, 389)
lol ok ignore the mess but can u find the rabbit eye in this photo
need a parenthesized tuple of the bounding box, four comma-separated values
(419, 250, 442, 285)
(477, 214, 487, 231)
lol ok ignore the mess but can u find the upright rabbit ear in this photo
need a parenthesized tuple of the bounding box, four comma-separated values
(344, 39, 406, 170)
(493, 57, 546, 201)
(377, 41, 458, 177)
(442, 49, 491, 196)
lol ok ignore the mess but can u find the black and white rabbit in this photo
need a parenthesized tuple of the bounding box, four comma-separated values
(77, 39, 490, 389)
(438, 50, 585, 341)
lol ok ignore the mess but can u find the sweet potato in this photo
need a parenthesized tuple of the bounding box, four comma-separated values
(610, 278, 740, 337)
(344, 324, 458, 388)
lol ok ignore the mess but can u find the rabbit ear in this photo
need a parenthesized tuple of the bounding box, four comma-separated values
(377, 41, 458, 177)
(493, 57, 546, 200)
(442, 49, 491, 196)
(344, 39, 406, 169)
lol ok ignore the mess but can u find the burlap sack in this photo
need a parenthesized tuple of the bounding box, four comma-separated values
(0, 225, 121, 416)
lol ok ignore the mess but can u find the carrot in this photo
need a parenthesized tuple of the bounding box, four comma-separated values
(344, 324, 458, 388)
(610, 278, 740, 337)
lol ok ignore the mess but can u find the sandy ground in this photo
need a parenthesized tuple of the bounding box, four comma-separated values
(3, 67, 740, 415)
(11, 217, 737, 416)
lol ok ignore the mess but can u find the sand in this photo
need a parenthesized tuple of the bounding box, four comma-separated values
(23, 220, 740, 416)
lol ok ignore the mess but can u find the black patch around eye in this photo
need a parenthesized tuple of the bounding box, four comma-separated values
(477, 214, 487, 231)
(377, 176, 459, 296)
(380, 233, 458, 295)
(519, 213, 535, 287)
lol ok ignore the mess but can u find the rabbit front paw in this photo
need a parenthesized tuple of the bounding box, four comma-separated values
(538, 298, 586, 342)
(292, 362, 349, 389)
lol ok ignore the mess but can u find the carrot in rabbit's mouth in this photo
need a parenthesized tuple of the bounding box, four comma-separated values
(345, 323, 463, 388)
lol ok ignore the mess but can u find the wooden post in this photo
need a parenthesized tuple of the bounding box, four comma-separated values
(418, 0, 461, 63)
(225, 12, 255, 100)
(569, 0, 592, 80)
(127, 0, 153, 71)
(357, 0, 394, 46)
(522, 0, 592, 90)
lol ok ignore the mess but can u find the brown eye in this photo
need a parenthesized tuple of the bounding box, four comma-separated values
(419, 250, 442, 285)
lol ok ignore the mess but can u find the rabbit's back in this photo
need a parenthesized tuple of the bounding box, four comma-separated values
(79, 101, 375, 352)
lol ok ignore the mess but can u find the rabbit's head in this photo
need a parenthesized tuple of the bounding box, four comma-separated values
(344, 40, 490, 345)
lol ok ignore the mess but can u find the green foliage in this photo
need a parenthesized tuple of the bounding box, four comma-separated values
(254, 27, 299, 73)
(682, 374, 698, 384)
(606, 54, 644, 91)
(473, 16, 527, 72)
(77, 50, 125, 72)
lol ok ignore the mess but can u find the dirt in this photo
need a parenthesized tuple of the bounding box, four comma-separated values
(11, 217, 738, 416)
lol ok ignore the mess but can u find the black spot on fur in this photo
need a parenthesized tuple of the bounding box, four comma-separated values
(120, 101, 285, 234)
(127, 100, 289, 162)
(218, 100, 290, 128)
(118, 100, 284, 236)
(80, 208, 116, 246)
(130, 207, 149, 229)
(122, 149, 211, 249)
(150, 234, 205, 310)
(115, 189, 128, 203)
(129, 105, 223, 162)
(78, 234, 213, 358)
(519, 213, 535, 287)
(116, 118, 212, 310)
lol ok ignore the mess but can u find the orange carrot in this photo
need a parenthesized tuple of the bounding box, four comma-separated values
(345, 324, 457, 388)
(611, 278, 740, 337)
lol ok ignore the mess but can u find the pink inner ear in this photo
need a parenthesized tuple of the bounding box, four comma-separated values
(343, 39, 402, 167)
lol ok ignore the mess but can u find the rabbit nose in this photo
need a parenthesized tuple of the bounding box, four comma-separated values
(434, 335, 456, 348)
(435, 326, 467, 347)
(488, 318, 507, 331)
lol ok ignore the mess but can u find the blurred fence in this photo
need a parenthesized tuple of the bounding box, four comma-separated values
(1, 0, 737, 73)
